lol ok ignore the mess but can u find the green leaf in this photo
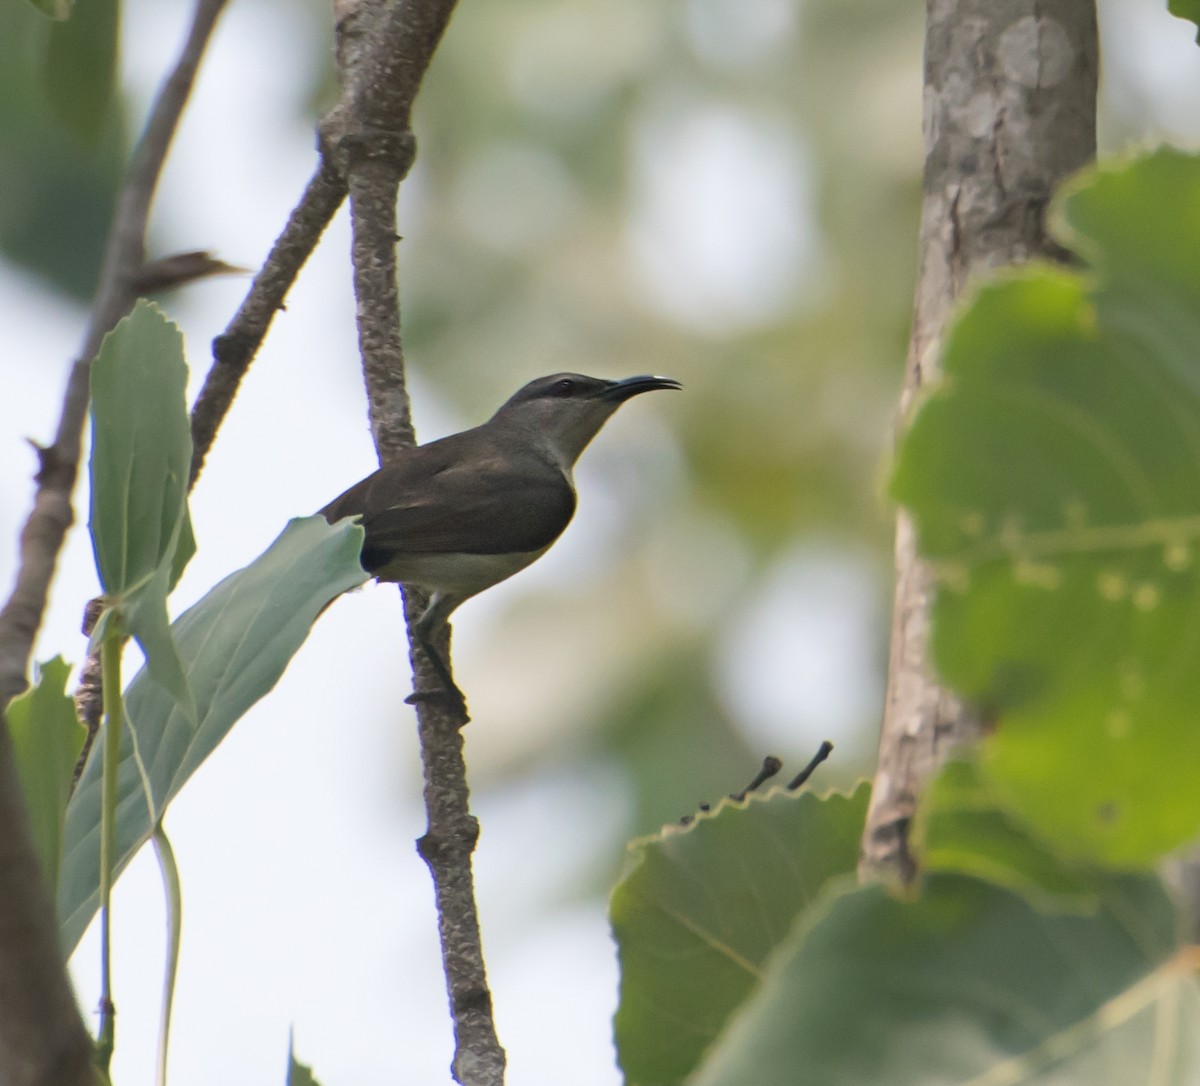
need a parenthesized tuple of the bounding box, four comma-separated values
(89, 300, 195, 719)
(23, 0, 72, 19)
(692, 873, 1192, 1086)
(58, 516, 368, 956)
(1169, 0, 1200, 42)
(169, 510, 196, 593)
(0, 1, 124, 297)
(43, 0, 119, 143)
(914, 758, 1114, 913)
(610, 781, 869, 1085)
(287, 1031, 322, 1086)
(6, 657, 85, 896)
(891, 148, 1200, 866)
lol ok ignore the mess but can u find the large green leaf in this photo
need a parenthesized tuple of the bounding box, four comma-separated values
(59, 516, 367, 956)
(892, 148, 1200, 866)
(692, 872, 1193, 1086)
(89, 300, 195, 718)
(914, 757, 1119, 913)
(6, 657, 85, 896)
(610, 781, 869, 1086)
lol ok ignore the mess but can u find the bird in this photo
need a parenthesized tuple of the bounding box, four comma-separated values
(320, 372, 681, 716)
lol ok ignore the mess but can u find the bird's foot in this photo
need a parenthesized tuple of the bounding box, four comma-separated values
(409, 632, 471, 722)
(405, 685, 470, 722)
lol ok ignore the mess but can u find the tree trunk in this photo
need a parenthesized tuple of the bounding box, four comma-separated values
(861, 0, 1098, 883)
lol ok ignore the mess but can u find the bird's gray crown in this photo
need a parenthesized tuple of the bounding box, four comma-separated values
(489, 372, 681, 467)
(495, 373, 682, 416)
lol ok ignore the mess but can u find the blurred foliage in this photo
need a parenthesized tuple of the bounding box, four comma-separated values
(10, 0, 1197, 873)
(0, 0, 928, 945)
(691, 870, 1190, 1086)
(21, 0, 71, 22)
(913, 757, 1117, 913)
(408, 0, 919, 521)
(592, 648, 759, 837)
(1, 0, 921, 825)
(44, 0, 120, 143)
(612, 770, 1196, 1084)
(0, 0, 122, 297)
(10, 1, 1200, 1080)
(395, 0, 923, 832)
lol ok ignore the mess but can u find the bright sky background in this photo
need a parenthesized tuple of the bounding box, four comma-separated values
(2, 0, 1200, 1083)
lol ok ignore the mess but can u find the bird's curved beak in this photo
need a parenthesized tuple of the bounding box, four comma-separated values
(602, 375, 683, 402)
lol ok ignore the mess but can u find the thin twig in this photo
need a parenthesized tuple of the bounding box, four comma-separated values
(788, 741, 834, 791)
(131, 249, 247, 294)
(0, 3, 229, 1083)
(732, 755, 783, 801)
(327, 3, 504, 1083)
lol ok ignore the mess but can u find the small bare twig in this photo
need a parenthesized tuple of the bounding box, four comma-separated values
(131, 249, 247, 295)
(788, 740, 834, 791)
(0, 2, 229, 1083)
(732, 755, 783, 801)
(681, 745, 834, 825)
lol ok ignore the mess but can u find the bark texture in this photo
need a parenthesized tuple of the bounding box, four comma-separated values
(325, 4, 505, 1083)
(862, 0, 1098, 883)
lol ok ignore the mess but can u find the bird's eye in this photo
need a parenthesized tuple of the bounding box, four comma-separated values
(552, 378, 576, 396)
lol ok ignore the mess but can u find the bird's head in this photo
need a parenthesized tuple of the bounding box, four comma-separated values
(490, 373, 682, 466)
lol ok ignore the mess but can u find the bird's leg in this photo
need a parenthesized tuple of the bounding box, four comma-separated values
(406, 633, 469, 721)
(403, 597, 469, 721)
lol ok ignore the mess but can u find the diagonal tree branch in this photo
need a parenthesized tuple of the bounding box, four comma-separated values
(0, 3, 230, 1083)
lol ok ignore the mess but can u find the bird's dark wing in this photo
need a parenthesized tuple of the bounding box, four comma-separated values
(320, 438, 576, 568)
